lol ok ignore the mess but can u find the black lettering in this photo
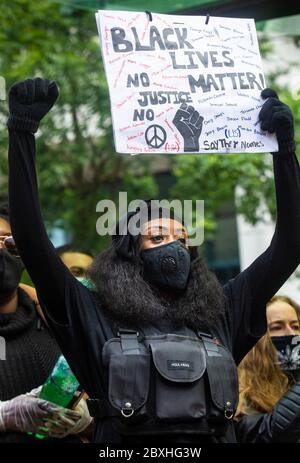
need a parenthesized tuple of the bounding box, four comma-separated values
(133, 109, 145, 121)
(195, 51, 209, 68)
(174, 28, 193, 49)
(227, 72, 238, 89)
(132, 28, 150, 51)
(157, 91, 167, 104)
(178, 91, 191, 103)
(222, 51, 234, 67)
(149, 92, 159, 105)
(133, 26, 166, 51)
(214, 74, 226, 90)
(127, 74, 139, 88)
(127, 73, 150, 88)
(203, 140, 210, 150)
(169, 51, 186, 69)
(140, 73, 150, 87)
(137, 92, 150, 107)
(133, 108, 154, 121)
(185, 51, 198, 69)
(241, 140, 263, 149)
(259, 73, 265, 88)
(111, 27, 133, 53)
(238, 73, 250, 90)
(210, 51, 223, 67)
(246, 72, 263, 90)
(146, 109, 154, 120)
(188, 73, 219, 93)
(162, 28, 178, 49)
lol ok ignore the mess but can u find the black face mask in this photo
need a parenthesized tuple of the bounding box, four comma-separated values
(271, 335, 300, 372)
(0, 250, 24, 298)
(140, 240, 191, 291)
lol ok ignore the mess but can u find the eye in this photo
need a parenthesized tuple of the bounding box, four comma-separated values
(151, 235, 164, 243)
(269, 325, 281, 332)
(179, 237, 186, 244)
(70, 267, 85, 277)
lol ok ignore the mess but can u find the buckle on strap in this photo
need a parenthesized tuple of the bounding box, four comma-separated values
(117, 328, 140, 354)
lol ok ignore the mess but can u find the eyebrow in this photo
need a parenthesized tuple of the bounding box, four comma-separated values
(270, 320, 299, 324)
(0, 231, 11, 236)
(145, 225, 187, 233)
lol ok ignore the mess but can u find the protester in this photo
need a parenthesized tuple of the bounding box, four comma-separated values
(7, 77, 300, 443)
(0, 204, 91, 443)
(236, 295, 300, 442)
(57, 245, 95, 289)
(20, 246, 94, 307)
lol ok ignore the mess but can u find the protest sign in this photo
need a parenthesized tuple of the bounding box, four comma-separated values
(95, 10, 278, 154)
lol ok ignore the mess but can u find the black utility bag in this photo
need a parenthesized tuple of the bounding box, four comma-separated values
(87, 327, 238, 437)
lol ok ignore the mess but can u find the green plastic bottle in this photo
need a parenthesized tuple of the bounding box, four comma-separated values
(29, 355, 80, 439)
(39, 354, 80, 407)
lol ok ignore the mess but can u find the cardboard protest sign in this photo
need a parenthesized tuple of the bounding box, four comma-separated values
(95, 10, 278, 154)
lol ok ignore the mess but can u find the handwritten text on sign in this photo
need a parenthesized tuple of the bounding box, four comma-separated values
(95, 11, 278, 154)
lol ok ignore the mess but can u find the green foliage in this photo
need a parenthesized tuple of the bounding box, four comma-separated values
(0, 0, 157, 254)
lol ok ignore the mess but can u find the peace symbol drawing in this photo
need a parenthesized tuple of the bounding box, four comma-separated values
(145, 124, 167, 149)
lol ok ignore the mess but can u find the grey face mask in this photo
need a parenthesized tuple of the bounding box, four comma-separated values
(140, 240, 191, 291)
(271, 335, 300, 371)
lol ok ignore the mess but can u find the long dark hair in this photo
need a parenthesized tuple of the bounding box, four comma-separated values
(88, 244, 225, 331)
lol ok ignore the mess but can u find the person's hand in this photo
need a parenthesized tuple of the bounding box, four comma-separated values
(0, 394, 65, 434)
(7, 77, 59, 133)
(172, 103, 204, 152)
(259, 88, 296, 153)
(44, 398, 92, 439)
(0, 387, 81, 435)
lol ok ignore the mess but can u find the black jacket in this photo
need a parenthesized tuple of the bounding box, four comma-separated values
(235, 382, 300, 443)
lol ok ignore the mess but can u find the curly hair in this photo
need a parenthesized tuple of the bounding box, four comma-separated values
(236, 295, 300, 416)
(87, 244, 225, 331)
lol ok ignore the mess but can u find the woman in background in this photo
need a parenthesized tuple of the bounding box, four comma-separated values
(236, 295, 300, 443)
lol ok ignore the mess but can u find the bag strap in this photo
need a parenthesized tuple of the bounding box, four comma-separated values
(200, 334, 235, 417)
(117, 328, 141, 354)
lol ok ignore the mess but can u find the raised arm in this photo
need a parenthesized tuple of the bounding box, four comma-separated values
(224, 89, 300, 361)
(7, 78, 81, 324)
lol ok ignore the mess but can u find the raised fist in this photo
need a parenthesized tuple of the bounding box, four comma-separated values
(259, 88, 295, 153)
(173, 103, 204, 152)
(7, 77, 59, 133)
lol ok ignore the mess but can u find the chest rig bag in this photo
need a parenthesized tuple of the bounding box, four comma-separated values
(87, 327, 238, 437)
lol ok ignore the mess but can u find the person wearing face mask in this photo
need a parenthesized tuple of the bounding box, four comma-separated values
(0, 204, 92, 443)
(20, 246, 95, 308)
(6, 77, 300, 443)
(235, 295, 300, 443)
(57, 246, 95, 290)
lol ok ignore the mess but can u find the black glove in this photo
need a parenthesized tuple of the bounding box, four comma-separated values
(259, 88, 296, 154)
(7, 78, 59, 133)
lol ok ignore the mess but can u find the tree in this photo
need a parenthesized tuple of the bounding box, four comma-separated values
(0, 0, 157, 255)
